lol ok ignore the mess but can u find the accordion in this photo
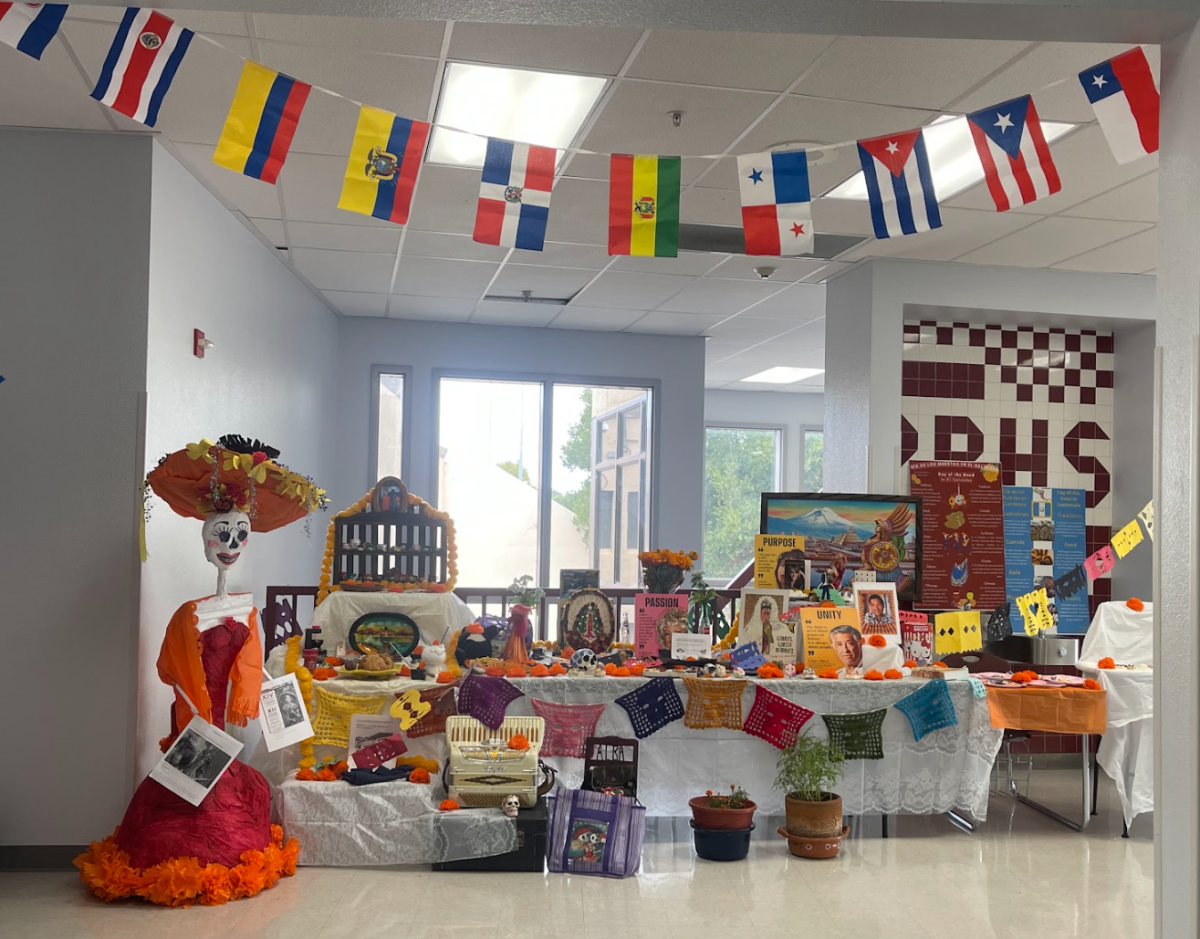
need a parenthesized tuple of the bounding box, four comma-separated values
(446, 715, 545, 808)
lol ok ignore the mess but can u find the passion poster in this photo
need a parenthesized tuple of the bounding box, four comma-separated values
(909, 461, 1006, 611)
(1002, 486, 1089, 633)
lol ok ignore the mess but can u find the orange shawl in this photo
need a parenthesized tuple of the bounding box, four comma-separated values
(157, 599, 263, 738)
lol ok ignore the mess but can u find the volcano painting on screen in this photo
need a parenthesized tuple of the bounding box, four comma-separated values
(760, 493, 923, 602)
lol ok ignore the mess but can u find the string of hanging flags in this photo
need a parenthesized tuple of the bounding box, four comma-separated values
(0, 5, 1163, 258)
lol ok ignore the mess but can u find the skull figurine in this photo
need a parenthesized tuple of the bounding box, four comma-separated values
(702, 662, 719, 678)
(715, 664, 728, 678)
(502, 794, 521, 818)
(201, 509, 250, 598)
(571, 648, 597, 671)
(784, 663, 797, 678)
(732, 666, 746, 678)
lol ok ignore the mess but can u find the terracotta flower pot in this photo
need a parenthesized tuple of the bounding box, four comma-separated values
(783, 792, 843, 839)
(776, 824, 850, 859)
(688, 796, 757, 831)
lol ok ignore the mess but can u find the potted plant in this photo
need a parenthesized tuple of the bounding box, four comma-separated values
(687, 571, 730, 638)
(773, 730, 848, 859)
(688, 784, 756, 831)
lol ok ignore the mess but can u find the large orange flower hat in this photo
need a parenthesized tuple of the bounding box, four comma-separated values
(146, 435, 326, 533)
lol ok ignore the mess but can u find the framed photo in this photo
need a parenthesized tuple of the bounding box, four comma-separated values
(371, 475, 409, 513)
(738, 588, 795, 664)
(760, 492, 922, 602)
(852, 582, 900, 642)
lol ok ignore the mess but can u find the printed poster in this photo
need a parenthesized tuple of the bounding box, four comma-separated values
(258, 672, 313, 751)
(910, 461, 1006, 611)
(898, 610, 932, 665)
(799, 607, 861, 673)
(635, 593, 688, 657)
(754, 534, 807, 589)
(1003, 486, 1089, 633)
(739, 588, 794, 664)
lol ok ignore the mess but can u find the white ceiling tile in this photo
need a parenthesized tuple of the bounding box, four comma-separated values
(392, 257, 500, 298)
(251, 14, 446, 57)
(281, 152, 393, 227)
(388, 295, 475, 321)
(258, 43, 437, 156)
(173, 142, 284, 219)
(737, 284, 827, 321)
(812, 198, 876, 237)
(489, 265, 597, 300)
(548, 307, 646, 331)
(403, 231, 511, 262)
(796, 37, 1030, 110)
(562, 151, 709, 187)
(775, 318, 827, 346)
(657, 278, 783, 315)
(543, 177, 608, 245)
(681, 186, 740, 228)
(291, 247, 396, 292)
(724, 345, 827, 369)
(704, 341, 754, 361)
(68, 7, 251, 35)
(408, 164, 491, 235)
(323, 290, 387, 316)
(470, 299, 561, 327)
(0, 34, 111, 131)
(626, 311, 724, 335)
(947, 125, 1158, 216)
(703, 317, 800, 342)
(1062, 172, 1157, 223)
(1051, 228, 1158, 274)
(625, 31, 836, 92)
(705, 364, 763, 382)
(706, 380, 732, 389)
(581, 82, 774, 159)
(448, 23, 641, 76)
(612, 252, 724, 276)
(804, 261, 854, 281)
(955, 217, 1153, 267)
(953, 43, 1159, 124)
(286, 220, 401, 253)
(247, 217, 287, 245)
(572, 270, 695, 309)
(714, 257, 832, 283)
(838, 207, 1041, 263)
(525, 242, 613, 270)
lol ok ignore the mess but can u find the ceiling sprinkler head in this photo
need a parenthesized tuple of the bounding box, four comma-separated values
(753, 266, 777, 280)
(520, 290, 533, 302)
(669, 110, 683, 128)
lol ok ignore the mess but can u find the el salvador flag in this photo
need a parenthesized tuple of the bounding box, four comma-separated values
(856, 128, 942, 240)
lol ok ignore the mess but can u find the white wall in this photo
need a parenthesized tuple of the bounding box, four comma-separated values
(137, 143, 339, 777)
(334, 318, 706, 571)
(0, 130, 152, 849)
(1110, 321, 1155, 600)
(703, 389, 824, 491)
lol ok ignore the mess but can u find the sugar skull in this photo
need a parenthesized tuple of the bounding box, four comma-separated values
(715, 664, 728, 678)
(732, 666, 746, 678)
(502, 794, 520, 818)
(571, 648, 597, 671)
(784, 663, 797, 678)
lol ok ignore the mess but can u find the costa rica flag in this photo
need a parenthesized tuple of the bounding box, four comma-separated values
(1079, 47, 1159, 165)
(0, 3, 68, 60)
(473, 138, 555, 251)
(966, 95, 1061, 212)
(90, 8, 193, 127)
(736, 150, 813, 256)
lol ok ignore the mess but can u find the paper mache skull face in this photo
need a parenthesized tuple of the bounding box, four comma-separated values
(784, 663, 797, 678)
(503, 794, 520, 817)
(571, 648, 597, 670)
(202, 510, 250, 571)
(715, 664, 727, 678)
(732, 666, 746, 678)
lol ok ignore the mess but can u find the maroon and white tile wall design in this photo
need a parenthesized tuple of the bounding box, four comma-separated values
(900, 321, 1115, 609)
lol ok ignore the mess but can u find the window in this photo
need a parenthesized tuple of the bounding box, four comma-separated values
(437, 378, 653, 589)
(803, 428, 824, 492)
(375, 371, 406, 481)
(703, 426, 782, 582)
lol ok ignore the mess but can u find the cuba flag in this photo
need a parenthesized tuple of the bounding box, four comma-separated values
(473, 138, 555, 251)
(736, 150, 813, 256)
(856, 128, 943, 240)
(1079, 47, 1159, 165)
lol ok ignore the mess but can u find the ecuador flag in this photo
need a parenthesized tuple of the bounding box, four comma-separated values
(339, 106, 430, 225)
(213, 60, 310, 185)
(608, 154, 681, 257)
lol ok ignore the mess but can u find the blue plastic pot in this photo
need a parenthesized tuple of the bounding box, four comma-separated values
(690, 820, 755, 861)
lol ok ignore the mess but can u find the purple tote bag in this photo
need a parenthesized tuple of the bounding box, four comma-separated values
(546, 789, 646, 878)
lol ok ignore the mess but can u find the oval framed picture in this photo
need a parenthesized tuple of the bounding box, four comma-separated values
(372, 476, 409, 514)
(348, 612, 421, 658)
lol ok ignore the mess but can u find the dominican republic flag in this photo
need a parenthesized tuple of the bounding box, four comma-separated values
(856, 128, 942, 240)
(0, 4, 68, 60)
(736, 150, 813, 256)
(1079, 47, 1159, 165)
(90, 8, 192, 127)
(966, 95, 1060, 212)
(473, 138, 555, 251)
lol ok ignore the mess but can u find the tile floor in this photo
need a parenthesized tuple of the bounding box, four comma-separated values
(0, 770, 1152, 939)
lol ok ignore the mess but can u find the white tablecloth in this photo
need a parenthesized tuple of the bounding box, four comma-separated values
(1079, 601, 1154, 827)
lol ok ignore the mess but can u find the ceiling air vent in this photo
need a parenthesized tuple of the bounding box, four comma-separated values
(482, 289, 572, 305)
(677, 223, 865, 259)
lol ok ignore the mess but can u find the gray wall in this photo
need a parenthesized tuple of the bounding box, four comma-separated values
(334, 318, 706, 565)
(1110, 324, 1155, 601)
(136, 143, 340, 777)
(703, 389, 824, 491)
(0, 130, 152, 847)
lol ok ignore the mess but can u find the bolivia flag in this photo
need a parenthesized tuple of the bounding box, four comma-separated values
(213, 60, 310, 185)
(608, 154, 681, 257)
(338, 105, 430, 225)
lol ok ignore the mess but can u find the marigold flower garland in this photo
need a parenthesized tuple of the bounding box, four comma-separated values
(867, 635, 888, 648)
(285, 636, 317, 768)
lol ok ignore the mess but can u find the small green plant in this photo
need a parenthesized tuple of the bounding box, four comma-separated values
(774, 730, 846, 803)
(704, 784, 750, 809)
(508, 575, 545, 607)
(688, 571, 719, 607)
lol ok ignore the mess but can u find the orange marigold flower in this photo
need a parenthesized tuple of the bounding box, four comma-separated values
(436, 670, 457, 683)
(867, 635, 888, 648)
(884, 669, 904, 680)
(508, 733, 530, 751)
(1126, 597, 1145, 612)
(529, 664, 550, 677)
(817, 669, 839, 680)
(295, 768, 317, 781)
(614, 667, 631, 677)
(485, 665, 506, 677)
(863, 669, 884, 681)
(605, 663, 618, 675)
(1098, 657, 1116, 669)
(548, 664, 567, 676)
(312, 667, 339, 681)
(629, 663, 646, 676)
(561, 647, 576, 658)
(934, 661, 949, 669)
(331, 760, 348, 774)
(904, 659, 918, 668)
(1083, 679, 1102, 691)
(1011, 670, 1038, 683)
(466, 622, 485, 634)
(324, 656, 343, 667)
(316, 768, 337, 781)
(439, 799, 460, 812)
(506, 666, 527, 678)
(408, 768, 431, 784)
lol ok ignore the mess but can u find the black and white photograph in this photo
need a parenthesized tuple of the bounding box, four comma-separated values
(258, 673, 315, 751)
(150, 716, 242, 807)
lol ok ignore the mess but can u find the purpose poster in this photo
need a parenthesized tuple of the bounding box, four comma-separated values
(1002, 486, 1089, 633)
(753, 534, 807, 589)
(910, 461, 1006, 611)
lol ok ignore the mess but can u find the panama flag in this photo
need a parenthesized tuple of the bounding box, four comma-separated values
(0, 4, 68, 60)
(736, 150, 813, 256)
(1079, 48, 1159, 165)
(473, 138, 555, 251)
(856, 128, 943, 240)
(90, 8, 193, 127)
(966, 95, 1061, 212)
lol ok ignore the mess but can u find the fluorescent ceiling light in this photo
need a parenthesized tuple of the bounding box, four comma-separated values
(428, 63, 608, 168)
(824, 114, 1076, 203)
(741, 367, 825, 384)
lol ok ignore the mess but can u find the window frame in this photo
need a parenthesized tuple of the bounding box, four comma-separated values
(369, 364, 413, 489)
(432, 367, 661, 588)
(800, 423, 825, 492)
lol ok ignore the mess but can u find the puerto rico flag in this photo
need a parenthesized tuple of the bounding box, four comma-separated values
(856, 128, 942, 239)
(473, 138, 555, 251)
(90, 8, 192, 127)
(0, 3, 68, 60)
(736, 150, 813, 256)
(966, 95, 1060, 212)
(1079, 47, 1159, 165)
